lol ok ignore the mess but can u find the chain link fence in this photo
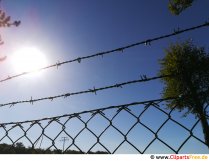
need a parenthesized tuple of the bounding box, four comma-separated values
(0, 98, 208, 154)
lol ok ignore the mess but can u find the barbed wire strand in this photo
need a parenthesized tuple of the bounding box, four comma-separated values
(0, 75, 170, 108)
(0, 21, 208, 83)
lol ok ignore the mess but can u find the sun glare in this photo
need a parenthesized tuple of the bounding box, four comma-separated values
(11, 47, 48, 76)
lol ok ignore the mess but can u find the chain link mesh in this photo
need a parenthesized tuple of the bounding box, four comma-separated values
(0, 98, 208, 154)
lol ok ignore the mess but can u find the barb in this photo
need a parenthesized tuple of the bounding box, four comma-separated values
(0, 75, 170, 108)
(0, 21, 208, 83)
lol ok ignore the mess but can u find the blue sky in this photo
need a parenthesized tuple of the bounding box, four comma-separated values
(0, 0, 208, 153)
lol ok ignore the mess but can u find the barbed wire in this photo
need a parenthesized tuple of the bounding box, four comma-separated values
(0, 97, 208, 153)
(0, 21, 208, 83)
(0, 75, 171, 108)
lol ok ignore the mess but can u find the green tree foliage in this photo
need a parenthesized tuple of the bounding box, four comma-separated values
(159, 41, 209, 148)
(168, 0, 194, 15)
(0, 142, 108, 154)
(0, 3, 21, 61)
(15, 142, 24, 148)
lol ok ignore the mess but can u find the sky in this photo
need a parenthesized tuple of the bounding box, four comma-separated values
(0, 0, 208, 153)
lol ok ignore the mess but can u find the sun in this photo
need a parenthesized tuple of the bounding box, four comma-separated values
(11, 47, 48, 76)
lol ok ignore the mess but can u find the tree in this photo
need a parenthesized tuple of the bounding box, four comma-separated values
(15, 142, 25, 148)
(168, 0, 194, 15)
(0, 1, 21, 61)
(159, 41, 209, 148)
